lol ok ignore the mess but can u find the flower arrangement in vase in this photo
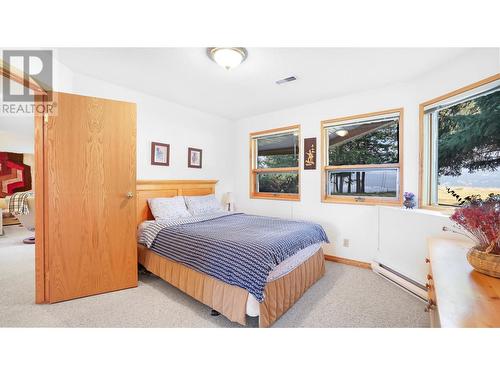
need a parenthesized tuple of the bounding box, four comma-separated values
(444, 189, 500, 278)
(403, 192, 416, 209)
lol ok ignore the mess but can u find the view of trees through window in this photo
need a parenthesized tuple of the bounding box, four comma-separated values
(437, 89, 500, 205)
(328, 120, 399, 166)
(253, 131, 299, 195)
(325, 116, 400, 199)
(328, 169, 398, 197)
(258, 172, 299, 194)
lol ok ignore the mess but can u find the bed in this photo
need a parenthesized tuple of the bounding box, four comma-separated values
(136, 180, 327, 327)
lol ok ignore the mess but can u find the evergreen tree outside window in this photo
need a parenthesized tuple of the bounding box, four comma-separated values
(321, 109, 404, 205)
(421, 76, 500, 207)
(250, 125, 300, 200)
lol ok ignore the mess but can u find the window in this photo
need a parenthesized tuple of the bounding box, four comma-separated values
(321, 109, 403, 204)
(250, 125, 300, 200)
(421, 75, 500, 208)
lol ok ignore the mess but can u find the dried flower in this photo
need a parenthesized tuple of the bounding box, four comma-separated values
(403, 191, 416, 209)
(404, 192, 415, 200)
(448, 193, 500, 254)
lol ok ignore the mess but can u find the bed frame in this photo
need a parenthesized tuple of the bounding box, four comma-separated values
(136, 179, 325, 327)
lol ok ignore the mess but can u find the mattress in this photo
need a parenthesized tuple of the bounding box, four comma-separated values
(138, 220, 324, 317)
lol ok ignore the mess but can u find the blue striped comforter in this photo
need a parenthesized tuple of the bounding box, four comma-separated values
(144, 213, 328, 302)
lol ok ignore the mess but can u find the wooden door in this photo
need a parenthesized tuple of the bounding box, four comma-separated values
(42, 92, 137, 303)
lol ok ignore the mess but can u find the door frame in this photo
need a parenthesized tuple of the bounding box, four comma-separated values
(34, 95, 48, 303)
(1, 59, 49, 303)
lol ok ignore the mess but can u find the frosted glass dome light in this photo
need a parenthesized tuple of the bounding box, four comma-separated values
(335, 129, 349, 137)
(207, 47, 248, 70)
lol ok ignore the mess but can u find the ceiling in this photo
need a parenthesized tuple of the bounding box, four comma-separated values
(56, 48, 468, 120)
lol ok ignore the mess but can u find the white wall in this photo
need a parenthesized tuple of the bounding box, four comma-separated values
(0, 129, 33, 153)
(233, 48, 499, 284)
(0, 59, 74, 154)
(51, 61, 235, 200)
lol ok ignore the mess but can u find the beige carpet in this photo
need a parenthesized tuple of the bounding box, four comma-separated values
(0, 225, 429, 328)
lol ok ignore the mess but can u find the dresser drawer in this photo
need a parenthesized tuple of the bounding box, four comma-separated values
(425, 257, 439, 327)
(427, 238, 500, 327)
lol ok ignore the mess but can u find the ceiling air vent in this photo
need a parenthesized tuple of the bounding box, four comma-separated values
(276, 76, 297, 85)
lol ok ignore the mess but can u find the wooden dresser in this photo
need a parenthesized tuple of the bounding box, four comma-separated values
(426, 238, 500, 328)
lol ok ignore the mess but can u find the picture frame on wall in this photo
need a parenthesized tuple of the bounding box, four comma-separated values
(188, 147, 202, 168)
(151, 142, 170, 166)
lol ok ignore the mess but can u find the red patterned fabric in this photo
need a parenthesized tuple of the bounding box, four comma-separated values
(0, 152, 32, 198)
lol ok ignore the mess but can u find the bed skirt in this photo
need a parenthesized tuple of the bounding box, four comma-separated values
(259, 248, 325, 327)
(137, 244, 325, 327)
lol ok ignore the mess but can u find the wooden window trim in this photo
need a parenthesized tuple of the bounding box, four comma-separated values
(418, 73, 500, 210)
(249, 125, 301, 201)
(252, 167, 299, 173)
(325, 163, 400, 171)
(320, 108, 404, 206)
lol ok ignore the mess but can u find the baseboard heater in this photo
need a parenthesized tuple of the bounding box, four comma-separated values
(371, 262, 427, 301)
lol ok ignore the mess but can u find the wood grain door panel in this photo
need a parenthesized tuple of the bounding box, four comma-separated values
(46, 92, 137, 303)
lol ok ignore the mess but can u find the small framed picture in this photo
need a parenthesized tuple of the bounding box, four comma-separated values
(188, 147, 202, 168)
(151, 142, 170, 166)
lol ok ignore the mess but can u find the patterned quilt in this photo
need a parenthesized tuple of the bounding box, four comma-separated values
(8, 192, 34, 215)
(140, 213, 328, 302)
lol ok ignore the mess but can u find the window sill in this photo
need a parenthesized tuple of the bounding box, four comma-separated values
(322, 196, 402, 206)
(379, 205, 455, 218)
(250, 193, 300, 201)
(418, 205, 456, 217)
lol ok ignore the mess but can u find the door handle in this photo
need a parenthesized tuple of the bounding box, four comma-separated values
(424, 300, 435, 312)
(126, 192, 134, 199)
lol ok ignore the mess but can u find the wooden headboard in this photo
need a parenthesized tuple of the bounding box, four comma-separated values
(136, 179, 218, 224)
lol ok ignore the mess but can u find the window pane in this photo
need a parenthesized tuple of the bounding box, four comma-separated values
(328, 118, 399, 166)
(327, 169, 398, 197)
(437, 90, 500, 205)
(257, 133, 298, 168)
(257, 172, 298, 194)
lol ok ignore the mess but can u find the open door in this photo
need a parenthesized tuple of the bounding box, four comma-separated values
(36, 92, 137, 303)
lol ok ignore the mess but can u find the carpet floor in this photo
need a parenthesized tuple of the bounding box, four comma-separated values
(0, 225, 429, 328)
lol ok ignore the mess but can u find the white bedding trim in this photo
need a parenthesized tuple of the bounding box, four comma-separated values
(267, 242, 322, 282)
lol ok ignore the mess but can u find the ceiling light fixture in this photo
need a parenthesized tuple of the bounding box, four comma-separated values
(207, 47, 248, 70)
(335, 129, 349, 137)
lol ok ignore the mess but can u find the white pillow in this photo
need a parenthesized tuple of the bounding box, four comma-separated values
(147, 196, 191, 220)
(184, 194, 223, 216)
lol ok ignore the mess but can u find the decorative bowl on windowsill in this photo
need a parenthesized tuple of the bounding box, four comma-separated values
(444, 190, 500, 279)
